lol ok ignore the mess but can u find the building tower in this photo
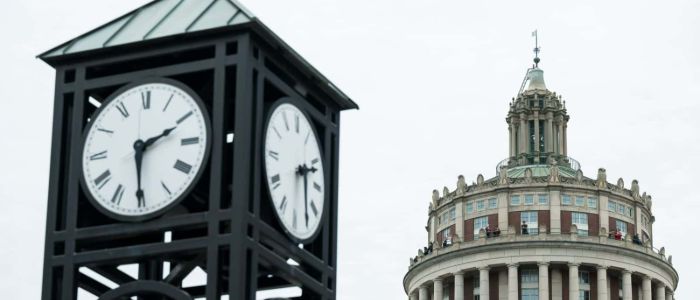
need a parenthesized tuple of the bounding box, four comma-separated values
(403, 46, 678, 300)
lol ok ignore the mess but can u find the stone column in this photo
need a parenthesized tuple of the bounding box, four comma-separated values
(534, 112, 540, 162)
(508, 264, 518, 300)
(509, 124, 515, 157)
(551, 268, 563, 300)
(563, 124, 568, 156)
(538, 262, 549, 300)
(499, 270, 508, 300)
(642, 276, 652, 300)
(480, 267, 491, 300)
(419, 286, 428, 300)
(568, 263, 580, 300)
(434, 278, 443, 300)
(520, 116, 527, 155)
(622, 270, 633, 300)
(656, 283, 666, 300)
(597, 266, 608, 300)
(409, 291, 417, 300)
(455, 201, 464, 242)
(455, 272, 465, 300)
(545, 114, 553, 153)
(666, 291, 673, 300)
(557, 122, 563, 155)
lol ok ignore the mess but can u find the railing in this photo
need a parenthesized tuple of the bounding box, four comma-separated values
(496, 154, 580, 175)
(410, 230, 671, 269)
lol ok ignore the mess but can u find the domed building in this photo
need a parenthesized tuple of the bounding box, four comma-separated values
(403, 54, 678, 300)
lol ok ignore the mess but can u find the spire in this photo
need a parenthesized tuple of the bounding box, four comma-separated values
(524, 30, 546, 91)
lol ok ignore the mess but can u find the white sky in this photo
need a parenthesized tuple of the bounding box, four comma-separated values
(1, 0, 699, 299)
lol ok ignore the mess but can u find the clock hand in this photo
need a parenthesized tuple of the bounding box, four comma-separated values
(144, 126, 177, 149)
(133, 140, 145, 208)
(298, 164, 310, 228)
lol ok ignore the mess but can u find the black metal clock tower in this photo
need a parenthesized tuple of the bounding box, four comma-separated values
(39, 1, 357, 299)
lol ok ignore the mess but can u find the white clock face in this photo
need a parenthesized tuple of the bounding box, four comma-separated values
(264, 102, 325, 241)
(81, 80, 209, 220)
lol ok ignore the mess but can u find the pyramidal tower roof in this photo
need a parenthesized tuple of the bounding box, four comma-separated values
(40, 0, 254, 58)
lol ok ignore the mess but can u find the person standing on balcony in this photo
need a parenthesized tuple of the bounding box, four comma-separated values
(521, 221, 529, 235)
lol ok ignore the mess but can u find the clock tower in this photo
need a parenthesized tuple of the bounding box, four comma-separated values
(39, 1, 357, 299)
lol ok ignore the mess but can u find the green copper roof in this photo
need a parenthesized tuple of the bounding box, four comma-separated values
(40, 0, 254, 58)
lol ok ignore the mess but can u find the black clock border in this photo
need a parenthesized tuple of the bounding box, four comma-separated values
(78, 77, 213, 223)
(262, 97, 328, 245)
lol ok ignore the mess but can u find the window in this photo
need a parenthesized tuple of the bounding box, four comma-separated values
(442, 284, 450, 300)
(627, 207, 634, 218)
(466, 202, 474, 214)
(615, 219, 628, 237)
(488, 198, 498, 209)
(538, 194, 548, 205)
(525, 194, 534, 205)
(511, 195, 520, 206)
(449, 207, 456, 221)
(572, 212, 589, 236)
(474, 216, 488, 239)
(618, 203, 625, 215)
(477, 200, 485, 211)
(521, 211, 538, 235)
(521, 269, 539, 300)
(575, 196, 585, 206)
(562, 194, 572, 205)
(579, 271, 591, 300)
(473, 277, 480, 300)
(522, 289, 538, 300)
(608, 201, 617, 212)
(441, 227, 452, 245)
(588, 197, 597, 208)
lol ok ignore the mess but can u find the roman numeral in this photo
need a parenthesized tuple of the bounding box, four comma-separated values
(173, 160, 192, 174)
(111, 184, 124, 204)
(268, 151, 279, 161)
(313, 182, 322, 192)
(282, 112, 290, 131)
(305, 131, 311, 144)
(97, 128, 114, 135)
(89, 150, 108, 160)
(163, 94, 173, 112)
(141, 91, 151, 109)
(279, 196, 287, 212)
(94, 170, 111, 189)
(273, 127, 282, 139)
(176, 111, 193, 124)
(295, 114, 300, 133)
(116, 102, 129, 118)
(292, 210, 297, 229)
(181, 137, 199, 146)
(310, 201, 319, 217)
(311, 158, 319, 165)
(271, 174, 281, 190)
(161, 181, 171, 195)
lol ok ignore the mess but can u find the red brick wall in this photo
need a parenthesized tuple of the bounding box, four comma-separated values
(490, 271, 499, 300)
(464, 219, 474, 241)
(465, 276, 473, 300)
(633, 282, 639, 300)
(563, 268, 569, 300)
(488, 214, 498, 230)
(588, 213, 600, 236)
(561, 211, 572, 234)
(508, 212, 521, 234)
(590, 269, 598, 300)
(539, 210, 550, 233)
(610, 276, 620, 300)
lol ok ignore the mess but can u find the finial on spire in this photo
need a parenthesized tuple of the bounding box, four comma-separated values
(532, 30, 540, 67)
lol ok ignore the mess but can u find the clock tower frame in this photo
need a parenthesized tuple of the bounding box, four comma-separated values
(39, 2, 357, 299)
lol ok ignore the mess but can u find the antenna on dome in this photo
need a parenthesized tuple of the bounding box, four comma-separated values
(532, 30, 541, 67)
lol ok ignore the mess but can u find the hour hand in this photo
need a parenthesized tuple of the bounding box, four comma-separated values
(144, 126, 176, 148)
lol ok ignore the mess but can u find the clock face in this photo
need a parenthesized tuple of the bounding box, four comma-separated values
(264, 102, 325, 242)
(81, 79, 210, 221)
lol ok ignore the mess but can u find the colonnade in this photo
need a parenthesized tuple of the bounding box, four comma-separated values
(410, 262, 673, 300)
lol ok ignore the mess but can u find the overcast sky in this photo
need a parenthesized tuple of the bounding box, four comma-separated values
(1, 0, 698, 299)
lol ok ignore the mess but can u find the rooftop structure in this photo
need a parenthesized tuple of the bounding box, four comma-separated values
(403, 40, 678, 300)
